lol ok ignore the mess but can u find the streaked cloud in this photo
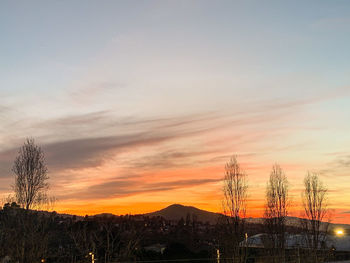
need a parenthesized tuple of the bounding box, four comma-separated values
(60, 177, 220, 200)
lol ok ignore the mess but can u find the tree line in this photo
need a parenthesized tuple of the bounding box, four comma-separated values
(221, 156, 330, 263)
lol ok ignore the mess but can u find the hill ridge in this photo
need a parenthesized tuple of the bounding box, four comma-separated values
(145, 204, 350, 229)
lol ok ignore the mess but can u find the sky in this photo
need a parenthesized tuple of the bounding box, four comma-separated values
(1, 0, 350, 223)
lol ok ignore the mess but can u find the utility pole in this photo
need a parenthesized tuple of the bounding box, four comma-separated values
(245, 233, 248, 263)
(297, 246, 300, 263)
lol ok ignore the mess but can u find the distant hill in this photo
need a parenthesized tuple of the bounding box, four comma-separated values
(93, 213, 117, 218)
(145, 204, 221, 224)
(37, 204, 350, 230)
(145, 204, 350, 230)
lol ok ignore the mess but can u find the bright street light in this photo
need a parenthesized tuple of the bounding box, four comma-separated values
(335, 229, 344, 237)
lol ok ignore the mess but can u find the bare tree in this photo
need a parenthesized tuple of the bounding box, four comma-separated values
(222, 156, 248, 263)
(12, 138, 49, 210)
(302, 172, 329, 263)
(264, 164, 289, 263)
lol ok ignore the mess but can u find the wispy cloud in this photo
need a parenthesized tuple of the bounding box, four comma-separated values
(0, 92, 342, 179)
(69, 81, 125, 105)
(60, 177, 221, 200)
(319, 154, 350, 177)
(0, 99, 302, 177)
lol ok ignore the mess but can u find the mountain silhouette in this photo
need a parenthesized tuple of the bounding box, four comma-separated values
(145, 204, 221, 224)
(145, 204, 350, 230)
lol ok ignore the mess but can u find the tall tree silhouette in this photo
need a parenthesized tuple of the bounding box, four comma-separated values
(12, 138, 49, 210)
(264, 164, 289, 263)
(222, 156, 248, 263)
(302, 172, 329, 263)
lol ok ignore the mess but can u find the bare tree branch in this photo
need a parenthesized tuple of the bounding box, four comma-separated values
(222, 155, 248, 263)
(264, 164, 289, 263)
(302, 172, 329, 263)
(12, 138, 49, 210)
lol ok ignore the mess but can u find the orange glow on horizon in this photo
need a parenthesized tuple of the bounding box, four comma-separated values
(50, 198, 350, 225)
(47, 160, 350, 225)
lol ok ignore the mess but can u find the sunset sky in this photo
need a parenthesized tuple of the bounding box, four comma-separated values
(1, 1, 350, 223)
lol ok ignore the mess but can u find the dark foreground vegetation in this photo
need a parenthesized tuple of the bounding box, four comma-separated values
(0, 203, 349, 263)
(0, 204, 215, 263)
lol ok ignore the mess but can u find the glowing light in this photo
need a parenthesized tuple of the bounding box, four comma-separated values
(335, 229, 344, 237)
